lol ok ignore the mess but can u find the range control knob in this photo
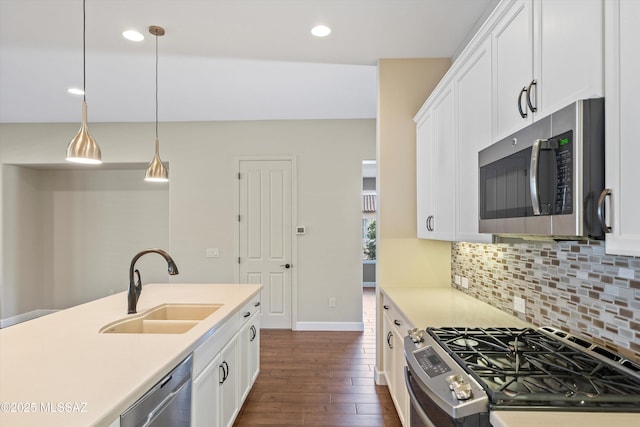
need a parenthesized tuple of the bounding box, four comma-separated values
(453, 382, 473, 401)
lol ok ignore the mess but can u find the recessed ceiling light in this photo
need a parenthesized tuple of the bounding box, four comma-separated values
(311, 25, 331, 37)
(122, 30, 144, 42)
(67, 87, 85, 96)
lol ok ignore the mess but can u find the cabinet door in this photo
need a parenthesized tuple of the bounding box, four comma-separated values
(604, 0, 640, 256)
(455, 38, 493, 243)
(430, 85, 456, 241)
(382, 310, 395, 389)
(390, 320, 409, 426)
(192, 353, 222, 427)
(493, 0, 534, 139)
(220, 337, 239, 427)
(534, 0, 603, 117)
(416, 110, 433, 239)
(239, 313, 260, 402)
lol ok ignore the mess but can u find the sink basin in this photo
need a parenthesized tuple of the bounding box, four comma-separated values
(100, 303, 223, 334)
(143, 304, 223, 321)
(101, 319, 199, 334)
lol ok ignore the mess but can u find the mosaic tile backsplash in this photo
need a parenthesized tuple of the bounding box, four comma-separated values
(451, 240, 640, 361)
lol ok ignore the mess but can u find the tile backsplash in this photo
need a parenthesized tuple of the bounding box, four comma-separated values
(451, 240, 640, 361)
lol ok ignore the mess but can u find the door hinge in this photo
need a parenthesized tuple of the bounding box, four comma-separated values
(237, 214, 241, 222)
(238, 257, 241, 264)
(237, 172, 241, 179)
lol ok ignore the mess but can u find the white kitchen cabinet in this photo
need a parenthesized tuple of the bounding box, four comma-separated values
(219, 336, 240, 427)
(381, 295, 413, 427)
(493, 0, 534, 138)
(454, 37, 493, 243)
(192, 294, 260, 427)
(415, 83, 456, 241)
(239, 310, 260, 402)
(192, 351, 222, 427)
(493, 0, 603, 140)
(603, 0, 640, 256)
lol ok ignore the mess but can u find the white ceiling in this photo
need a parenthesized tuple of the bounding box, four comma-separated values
(0, 0, 498, 123)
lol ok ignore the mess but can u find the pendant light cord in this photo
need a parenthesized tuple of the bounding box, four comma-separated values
(82, 0, 86, 102)
(155, 32, 159, 140)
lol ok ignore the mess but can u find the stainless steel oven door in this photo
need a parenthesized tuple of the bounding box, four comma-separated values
(404, 366, 489, 427)
(405, 367, 435, 427)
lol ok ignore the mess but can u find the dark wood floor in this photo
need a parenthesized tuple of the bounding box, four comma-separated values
(233, 287, 402, 426)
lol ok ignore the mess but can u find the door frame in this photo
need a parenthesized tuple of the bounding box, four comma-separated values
(234, 155, 298, 330)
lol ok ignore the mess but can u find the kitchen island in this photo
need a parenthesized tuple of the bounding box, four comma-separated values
(0, 283, 261, 427)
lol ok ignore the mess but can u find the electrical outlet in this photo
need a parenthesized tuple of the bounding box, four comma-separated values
(513, 296, 526, 314)
(461, 277, 469, 289)
(329, 297, 336, 308)
(454, 275, 461, 285)
(206, 248, 220, 258)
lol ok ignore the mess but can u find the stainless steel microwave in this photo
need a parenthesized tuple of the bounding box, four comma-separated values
(478, 98, 605, 240)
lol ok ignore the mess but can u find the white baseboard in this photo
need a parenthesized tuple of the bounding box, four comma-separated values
(294, 321, 364, 331)
(362, 282, 376, 288)
(1, 309, 58, 328)
(374, 366, 387, 385)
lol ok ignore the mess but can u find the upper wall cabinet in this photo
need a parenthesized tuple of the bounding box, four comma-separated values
(603, 0, 640, 256)
(454, 38, 493, 244)
(415, 85, 456, 241)
(493, 0, 604, 140)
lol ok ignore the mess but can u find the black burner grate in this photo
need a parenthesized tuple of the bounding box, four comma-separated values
(427, 327, 640, 410)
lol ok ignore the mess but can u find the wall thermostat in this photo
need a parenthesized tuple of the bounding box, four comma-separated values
(296, 226, 306, 235)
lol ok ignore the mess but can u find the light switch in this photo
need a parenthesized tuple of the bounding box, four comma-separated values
(206, 248, 219, 258)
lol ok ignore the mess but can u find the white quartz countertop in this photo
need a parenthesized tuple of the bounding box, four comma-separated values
(382, 286, 640, 427)
(0, 283, 261, 427)
(380, 286, 532, 328)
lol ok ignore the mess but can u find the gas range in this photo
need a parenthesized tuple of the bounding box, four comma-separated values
(404, 327, 640, 427)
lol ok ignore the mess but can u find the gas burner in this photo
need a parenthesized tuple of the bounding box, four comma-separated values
(453, 338, 479, 348)
(426, 326, 640, 410)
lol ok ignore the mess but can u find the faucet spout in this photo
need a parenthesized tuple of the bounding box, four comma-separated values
(128, 248, 179, 314)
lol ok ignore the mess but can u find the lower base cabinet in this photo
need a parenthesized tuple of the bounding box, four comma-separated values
(382, 294, 412, 426)
(192, 295, 260, 427)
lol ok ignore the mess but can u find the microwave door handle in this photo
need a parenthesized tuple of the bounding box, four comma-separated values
(530, 139, 543, 215)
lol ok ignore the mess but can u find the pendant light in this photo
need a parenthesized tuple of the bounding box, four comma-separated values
(66, 0, 102, 164)
(145, 25, 169, 182)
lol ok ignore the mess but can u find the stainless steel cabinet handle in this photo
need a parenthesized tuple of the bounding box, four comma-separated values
(518, 86, 528, 118)
(526, 79, 537, 112)
(426, 215, 434, 231)
(529, 139, 543, 215)
(597, 188, 612, 234)
(386, 331, 393, 349)
(383, 305, 390, 310)
(394, 320, 401, 327)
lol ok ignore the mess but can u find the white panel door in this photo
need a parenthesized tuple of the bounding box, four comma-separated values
(239, 159, 293, 328)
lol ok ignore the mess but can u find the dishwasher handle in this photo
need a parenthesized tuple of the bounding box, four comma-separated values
(141, 376, 191, 427)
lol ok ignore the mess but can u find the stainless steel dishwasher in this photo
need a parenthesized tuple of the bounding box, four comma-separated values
(121, 354, 192, 427)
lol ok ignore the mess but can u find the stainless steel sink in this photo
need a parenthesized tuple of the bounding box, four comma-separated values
(100, 304, 222, 334)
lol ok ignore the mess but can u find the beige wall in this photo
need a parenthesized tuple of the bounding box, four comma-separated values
(377, 58, 452, 289)
(0, 119, 375, 327)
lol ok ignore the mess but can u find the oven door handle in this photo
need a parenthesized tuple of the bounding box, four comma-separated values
(404, 367, 437, 427)
(529, 138, 543, 216)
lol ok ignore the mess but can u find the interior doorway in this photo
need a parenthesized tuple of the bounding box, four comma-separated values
(362, 160, 377, 288)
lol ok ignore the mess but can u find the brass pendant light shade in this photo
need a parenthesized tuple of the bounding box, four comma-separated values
(66, 0, 102, 164)
(144, 25, 168, 182)
(145, 139, 169, 182)
(66, 101, 102, 164)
